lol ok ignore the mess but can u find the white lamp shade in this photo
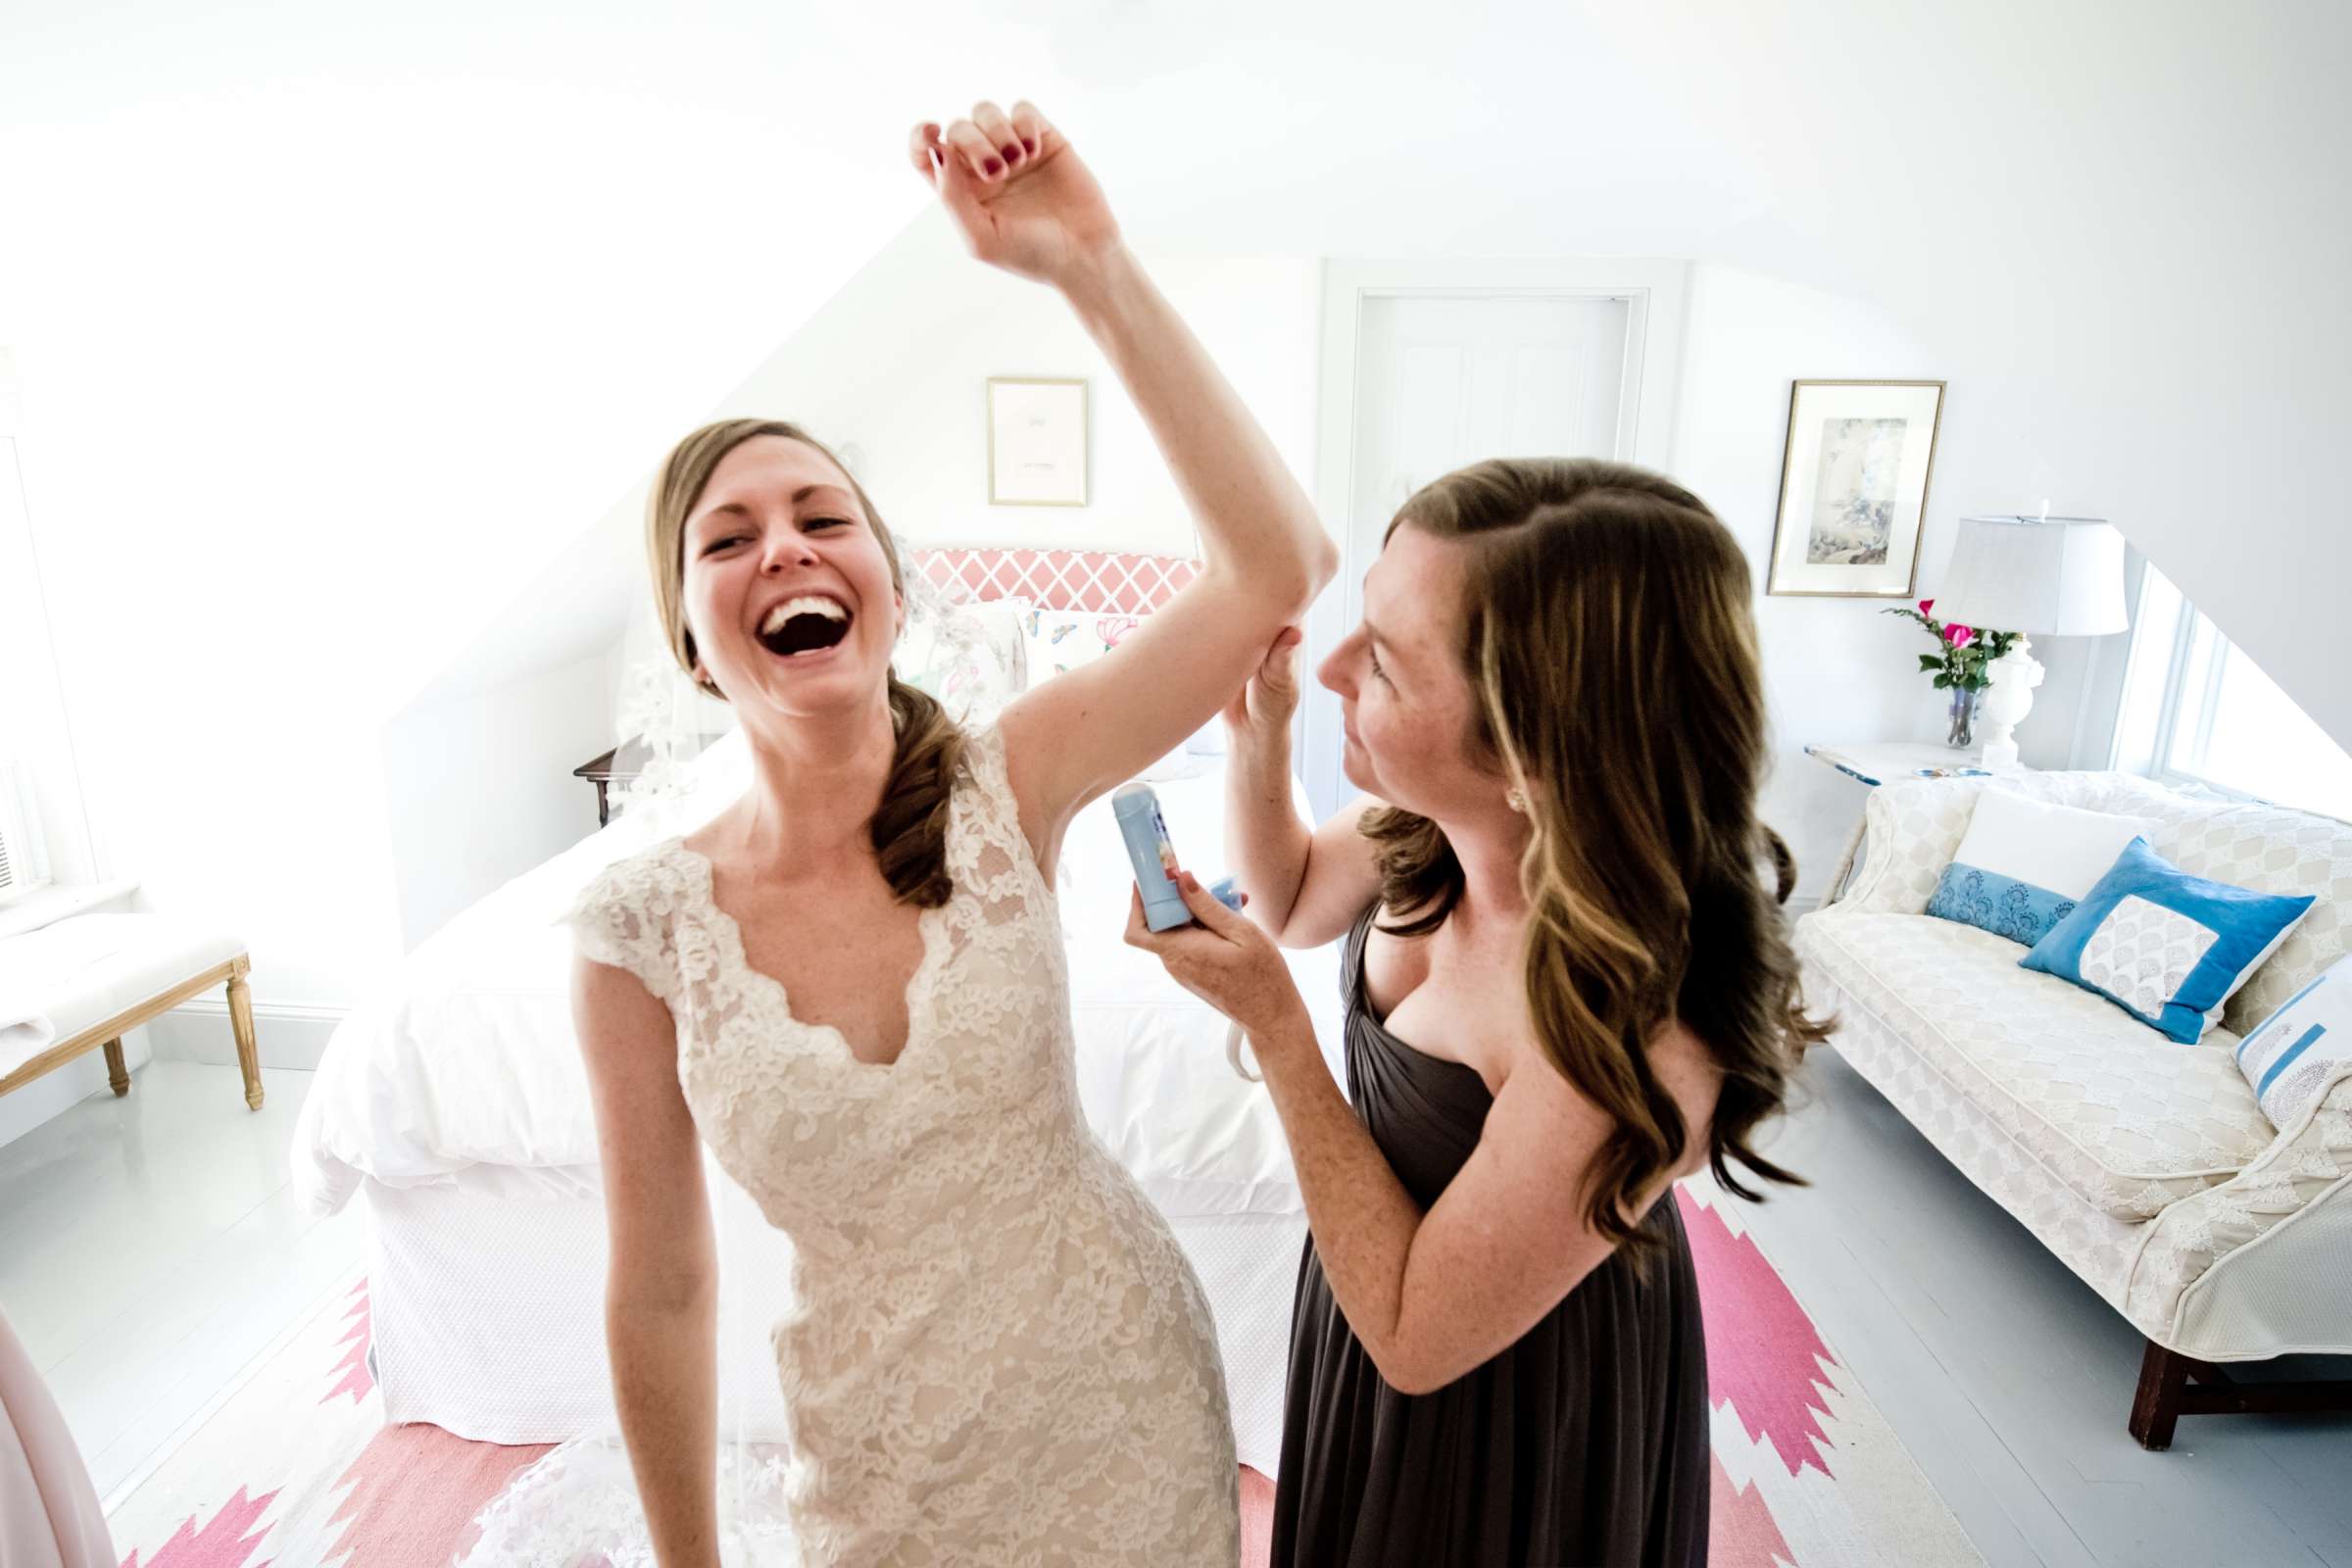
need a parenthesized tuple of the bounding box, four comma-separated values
(1931, 515, 2129, 636)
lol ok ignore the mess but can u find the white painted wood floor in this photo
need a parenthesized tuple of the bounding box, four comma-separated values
(0, 1060, 362, 1503)
(1735, 1048, 2352, 1568)
(0, 1054, 2345, 1564)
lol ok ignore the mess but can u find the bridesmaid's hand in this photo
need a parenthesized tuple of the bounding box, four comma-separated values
(1222, 625, 1302, 748)
(906, 100, 1121, 290)
(1124, 872, 1310, 1046)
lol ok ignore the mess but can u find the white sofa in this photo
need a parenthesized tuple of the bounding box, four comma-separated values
(1794, 769, 2352, 1448)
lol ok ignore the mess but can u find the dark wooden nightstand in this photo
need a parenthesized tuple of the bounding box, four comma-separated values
(573, 742, 649, 827)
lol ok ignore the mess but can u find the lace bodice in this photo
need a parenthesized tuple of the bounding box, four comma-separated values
(477, 723, 1239, 1566)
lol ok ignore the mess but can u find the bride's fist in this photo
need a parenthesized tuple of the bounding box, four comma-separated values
(906, 101, 1121, 288)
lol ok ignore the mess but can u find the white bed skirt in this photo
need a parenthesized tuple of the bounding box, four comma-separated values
(365, 1175, 1305, 1476)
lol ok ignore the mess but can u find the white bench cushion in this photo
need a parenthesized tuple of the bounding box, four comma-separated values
(1798, 910, 2274, 1221)
(0, 914, 245, 1079)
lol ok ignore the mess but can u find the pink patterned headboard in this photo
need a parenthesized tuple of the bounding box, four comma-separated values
(909, 548, 1200, 614)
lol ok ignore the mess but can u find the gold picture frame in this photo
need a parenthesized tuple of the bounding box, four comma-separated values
(987, 376, 1089, 507)
(1766, 378, 1946, 598)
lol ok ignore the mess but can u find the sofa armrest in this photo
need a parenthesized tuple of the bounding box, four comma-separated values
(1838, 777, 1989, 913)
(2125, 1059, 2352, 1338)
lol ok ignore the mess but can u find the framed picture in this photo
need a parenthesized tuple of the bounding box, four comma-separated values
(1766, 379, 1945, 597)
(987, 376, 1089, 507)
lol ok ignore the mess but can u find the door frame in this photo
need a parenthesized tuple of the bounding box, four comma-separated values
(1298, 258, 1692, 817)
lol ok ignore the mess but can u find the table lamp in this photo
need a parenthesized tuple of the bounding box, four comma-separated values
(1930, 508, 2130, 770)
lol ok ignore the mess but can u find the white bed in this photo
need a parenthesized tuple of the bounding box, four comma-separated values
(294, 551, 1338, 1476)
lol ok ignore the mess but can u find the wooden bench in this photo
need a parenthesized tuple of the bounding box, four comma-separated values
(0, 914, 261, 1110)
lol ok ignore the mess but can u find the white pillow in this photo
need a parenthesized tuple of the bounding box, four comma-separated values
(2234, 954, 2352, 1129)
(1948, 790, 2163, 902)
(895, 596, 1029, 721)
(1023, 609, 1123, 688)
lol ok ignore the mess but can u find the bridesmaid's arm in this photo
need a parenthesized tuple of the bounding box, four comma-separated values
(1247, 1010, 1641, 1393)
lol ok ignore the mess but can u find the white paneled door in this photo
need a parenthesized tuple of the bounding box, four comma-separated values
(1302, 290, 1636, 817)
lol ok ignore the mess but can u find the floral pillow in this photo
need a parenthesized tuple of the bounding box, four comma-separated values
(894, 596, 1029, 722)
(1022, 609, 1143, 688)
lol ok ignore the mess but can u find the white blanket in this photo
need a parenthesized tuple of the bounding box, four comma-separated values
(293, 746, 1343, 1224)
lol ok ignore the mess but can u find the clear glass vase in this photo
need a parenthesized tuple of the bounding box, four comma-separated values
(1946, 686, 1979, 750)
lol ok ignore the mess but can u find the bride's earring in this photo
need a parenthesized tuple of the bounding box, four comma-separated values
(1505, 786, 1528, 814)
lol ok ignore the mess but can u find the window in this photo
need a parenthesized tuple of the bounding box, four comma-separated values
(2113, 559, 2352, 820)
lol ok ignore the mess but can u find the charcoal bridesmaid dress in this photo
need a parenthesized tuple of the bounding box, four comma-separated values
(1271, 906, 1711, 1568)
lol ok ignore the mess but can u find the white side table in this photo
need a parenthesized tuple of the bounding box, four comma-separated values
(1805, 744, 2021, 905)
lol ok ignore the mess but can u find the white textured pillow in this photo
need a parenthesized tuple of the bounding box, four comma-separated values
(2235, 954, 2352, 1129)
(1949, 790, 2162, 902)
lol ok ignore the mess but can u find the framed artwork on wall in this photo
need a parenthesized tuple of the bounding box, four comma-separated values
(987, 376, 1089, 507)
(1766, 378, 1945, 597)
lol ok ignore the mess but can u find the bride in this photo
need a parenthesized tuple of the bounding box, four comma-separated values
(460, 100, 1337, 1566)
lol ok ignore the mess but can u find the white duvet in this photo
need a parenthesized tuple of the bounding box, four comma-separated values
(293, 737, 1342, 1225)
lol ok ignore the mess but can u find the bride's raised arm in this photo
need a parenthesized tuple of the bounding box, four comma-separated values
(908, 103, 1339, 870)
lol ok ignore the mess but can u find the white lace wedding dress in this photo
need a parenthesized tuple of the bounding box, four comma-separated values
(459, 723, 1239, 1567)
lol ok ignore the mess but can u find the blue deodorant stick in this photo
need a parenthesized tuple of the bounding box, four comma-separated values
(1112, 782, 1243, 932)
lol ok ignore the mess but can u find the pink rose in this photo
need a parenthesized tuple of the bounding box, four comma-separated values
(1945, 623, 1976, 648)
(1919, 599, 1936, 615)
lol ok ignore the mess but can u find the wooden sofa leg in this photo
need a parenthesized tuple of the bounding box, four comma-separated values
(227, 959, 264, 1111)
(2131, 1340, 2188, 1449)
(102, 1038, 130, 1097)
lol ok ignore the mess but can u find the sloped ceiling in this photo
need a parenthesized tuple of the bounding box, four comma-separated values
(7, 0, 2346, 737)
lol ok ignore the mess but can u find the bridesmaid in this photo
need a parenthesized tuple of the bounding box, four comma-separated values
(0, 1304, 114, 1568)
(1128, 459, 1828, 1566)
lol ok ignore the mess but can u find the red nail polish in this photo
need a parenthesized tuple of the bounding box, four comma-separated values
(1022, 137, 1037, 156)
(1003, 142, 1022, 164)
(984, 156, 1004, 177)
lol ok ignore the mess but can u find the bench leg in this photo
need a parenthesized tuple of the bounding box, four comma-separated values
(227, 959, 263, 1111)
(102, 1038, 130, 1097)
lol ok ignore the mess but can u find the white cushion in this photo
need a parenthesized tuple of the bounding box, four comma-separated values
(1948, 789, 2161, 901)
(1798, 909, 2273, 1221)
(0, 914, 245, 1077)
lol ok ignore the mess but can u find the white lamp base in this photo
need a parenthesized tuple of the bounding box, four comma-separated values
(1977, 635, 2044, 771)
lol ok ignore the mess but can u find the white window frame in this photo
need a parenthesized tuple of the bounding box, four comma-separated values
(2113, 556, 2352, 817)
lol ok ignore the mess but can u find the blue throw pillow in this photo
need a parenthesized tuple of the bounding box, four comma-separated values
(2020, 837, 2317, 1044)
(1926, 862, 2079, 947)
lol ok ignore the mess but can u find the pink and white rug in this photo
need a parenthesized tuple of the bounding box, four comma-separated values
(107, 1177, 1979, 1567)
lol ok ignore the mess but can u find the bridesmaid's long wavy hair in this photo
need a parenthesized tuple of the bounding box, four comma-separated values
(648, 418, 964, 908)
(1362, 459, 1830, 1254)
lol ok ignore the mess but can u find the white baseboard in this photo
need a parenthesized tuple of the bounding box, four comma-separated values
(148, 1001, 347, 1072)
(0, 1029, 155, 1151)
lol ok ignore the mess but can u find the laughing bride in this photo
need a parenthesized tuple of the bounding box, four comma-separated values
(458, 99, 1337, 1566)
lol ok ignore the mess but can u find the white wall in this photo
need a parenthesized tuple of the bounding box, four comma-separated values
(381, 647, 617, 951)
(1671, 263, 2106, 906)
(0, 420, 98, 892)
(0, 18, 926, 1018)
(711, 214, 1323, 559)
(10, 0, 2337, 1016)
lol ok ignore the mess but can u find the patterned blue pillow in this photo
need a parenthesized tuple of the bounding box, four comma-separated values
(2021, 837, 2317, 1044)
(1926, 862, 2078, 947)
